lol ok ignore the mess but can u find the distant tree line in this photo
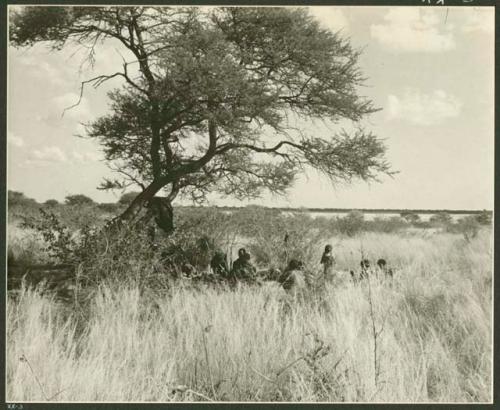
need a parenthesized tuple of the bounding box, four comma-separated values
(212, 205, 492, 216)
(8, 190, 492, 240)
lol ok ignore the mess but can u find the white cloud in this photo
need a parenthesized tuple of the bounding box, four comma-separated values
(33, 92, 94, 126)
(29, 146, 67, 163)
(10, 46, 70, 87)
(462, 8, 494, 34)
(308, 7, 349, 32)
(72, 151, 102, 163)
(7, 131, 25, 148)
(371, 8, 455, 52)
(386, 88, 462, 125)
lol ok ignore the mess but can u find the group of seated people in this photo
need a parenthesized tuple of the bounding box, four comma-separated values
(182, 244, 394, 291)
(353, 258, 394, 281)
(209, 248, 257, 283)
(320, 244, 394, 279)
(278, 247, 394, 292)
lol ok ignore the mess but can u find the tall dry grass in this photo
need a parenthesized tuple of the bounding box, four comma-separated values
(6, 229, 492, 402)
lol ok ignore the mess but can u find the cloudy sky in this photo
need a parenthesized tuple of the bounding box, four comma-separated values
(7, 6, 494, 210)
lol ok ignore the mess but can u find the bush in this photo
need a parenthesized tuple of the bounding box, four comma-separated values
(97, 202, 120, 214)
(454, 216, 480, 242)
(20, 208, 86, 264)
(18, 208, 173, 288)
(430, 212, 452, 227)
(167, 207, 235, 269)
(8, 190, 38, 207)
(336, 211, 365, 237)
(8, 190, 40, 218)
(64, 194, 95, 207)
(366, 216, 407, 233)
(475, 210, 492, 226)
(400, 211, 420, 225)
(230, 207, 325, 269)
(44, 199, 59, 207)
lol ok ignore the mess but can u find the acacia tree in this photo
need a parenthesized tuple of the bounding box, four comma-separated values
(10, 6, 393, 233)
(64, 194, 95, 207)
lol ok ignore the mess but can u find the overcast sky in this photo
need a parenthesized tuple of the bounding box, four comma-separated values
(7, 6, 494, 210)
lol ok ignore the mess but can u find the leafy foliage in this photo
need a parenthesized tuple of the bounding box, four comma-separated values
(336, 211, 365, 237)
(430, 212, 453, 227)
(400, 211, 420, 225)
(44, 199, 59, 207)
(454, 216, 480, 243)
(20, 209, 79, 263)
(97, 203, 121, 214)
(64, 194, 95, 206)
(366, 216, 406, 233)
(8, 190, 39, 209)
(475, 210, 492, 226)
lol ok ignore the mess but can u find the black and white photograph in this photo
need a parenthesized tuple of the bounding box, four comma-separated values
(5, 3, 495, 404)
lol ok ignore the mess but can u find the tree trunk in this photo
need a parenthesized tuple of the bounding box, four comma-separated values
(148, 197, 174, 234)
(112, 179, 175, 235)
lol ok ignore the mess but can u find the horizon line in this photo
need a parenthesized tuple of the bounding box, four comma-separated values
(176, 205, 492, 214)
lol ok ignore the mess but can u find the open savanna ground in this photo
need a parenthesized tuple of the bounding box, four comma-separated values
(6, 226, 492, 402)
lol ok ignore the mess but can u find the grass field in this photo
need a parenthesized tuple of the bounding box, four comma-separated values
(6, 228, 492, 402)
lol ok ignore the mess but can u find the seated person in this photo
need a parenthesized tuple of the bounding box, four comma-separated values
(376, 258, 394, 278)
(278, 259, 306, 291)
(231, 248, 257, 282)
(359, 259, 371, 280)
(181, 263, 197, 277)
(210, 250, 229, 277)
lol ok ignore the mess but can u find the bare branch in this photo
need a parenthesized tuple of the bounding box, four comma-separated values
(62, 72, 123, 117)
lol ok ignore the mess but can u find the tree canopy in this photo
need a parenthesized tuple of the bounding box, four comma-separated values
(64, 194, 95, 207)
(44, 199, 60, 207)
(8, 190, 39, 208)
(10, 6, 393, 232)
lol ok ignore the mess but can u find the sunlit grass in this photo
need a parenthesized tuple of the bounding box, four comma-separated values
(6, 229, 492, 402)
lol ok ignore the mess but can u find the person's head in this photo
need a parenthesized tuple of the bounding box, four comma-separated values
(360, 259, 370, 269)
(288, 259, 303, 271)
(377, 259, 387, 269)
(324, 244, 332, 253)
(238, 248, 246, 258)
(243, 251, 251, 262)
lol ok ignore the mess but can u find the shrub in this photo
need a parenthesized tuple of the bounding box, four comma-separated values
(64, 194, 95, 207)
(167, 207, 234, 269)
(232, 208, 325, 269)
(400, 211, 421, 225)
(8, 190, 40, 218)
(366, 216, 407, 233)
(475, 210, 492, 226)
(336, 211, 365, 237)
(430, 212, 452, 227)
(43, 199, 59, 207)
(20, 208, 83, 264)
(18, 208, 173, 289)
(8, 190, 38, 207)
(97, 202, 120, 214)
(454, 216, 480, 243)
